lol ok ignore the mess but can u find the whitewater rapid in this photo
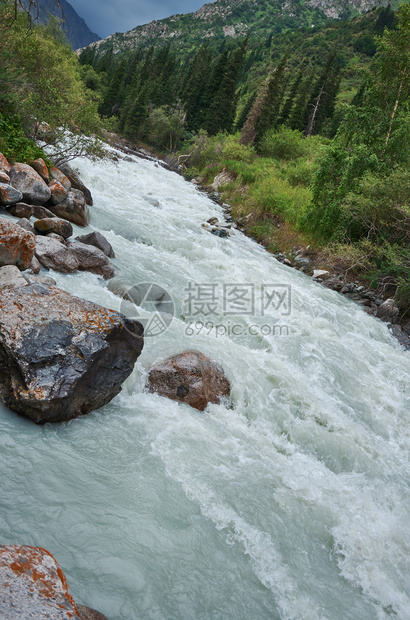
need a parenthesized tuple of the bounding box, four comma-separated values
(0, 149, 409, 620)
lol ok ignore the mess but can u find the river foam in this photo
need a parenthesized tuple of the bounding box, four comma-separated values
(0, 149, 409, 619)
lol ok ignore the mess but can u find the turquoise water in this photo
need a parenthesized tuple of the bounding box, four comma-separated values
(0, 150, 409, 619)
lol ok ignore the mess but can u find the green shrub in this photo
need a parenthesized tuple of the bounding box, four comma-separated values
(0, 113, 48, 164)
(284, 158, 318, 187)
(340, 169, 410, 243)
(258, 127, 305, 160)
(249, 174, 312, 224)
(222, 134, 256, 163)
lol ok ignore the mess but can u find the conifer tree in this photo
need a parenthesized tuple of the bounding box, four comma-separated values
(240, 53, 287, 145)
(99, 57, 127, 117)
(253, 52, 288, 144)
(204, 39, 248, 135)
(303, 52, 340, 136)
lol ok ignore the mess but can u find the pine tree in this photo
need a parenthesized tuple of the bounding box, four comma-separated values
(99, 57, 127, 117)
(253, 52, 288, 143)
(240, 52, 288, 146)
(303, 52, 342, 137)
(287, 69, 314, 131)
(204, 39, 248, 135)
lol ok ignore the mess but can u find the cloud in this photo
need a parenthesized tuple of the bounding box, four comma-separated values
(68, 0, 208, 39)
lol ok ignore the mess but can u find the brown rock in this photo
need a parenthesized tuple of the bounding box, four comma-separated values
(35, 217, 73, 239)
(0, 544, 82, 619)
(50, 165, 71, 192)
(148, 350, 230, 411)
(77, 604, 110, 620)
(32, 204, 56, 219)
(35, 236, 79, 273)
(7, 201, 34, 219)
(49, 189, 89, 227)
(30, 157, 50, 183)
(49, 179, 69, 205)
(9, 163, 51, 205)
(68, 241, 115, 279)
(0, 152, 11, 173)
(0, 284, 144, 423)
(0, 183, 23, 206)
(0, 217, 36, 269)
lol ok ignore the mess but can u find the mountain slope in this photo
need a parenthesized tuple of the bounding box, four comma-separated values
(83, 0, 399, 55)
(26, 0, 101, 49)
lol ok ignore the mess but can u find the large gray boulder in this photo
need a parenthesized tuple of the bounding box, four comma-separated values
(0, 283, 144, 423)
(49, 189, 89, 227)
(148, 350, 230, 411)
(0, 183, 23, 206)
(0, 218, 36, 269)
(35, 236, 79, 273)
(9, 163, 51, 205)
(68, 241, 115, 279)
(0, 265, 28, 291)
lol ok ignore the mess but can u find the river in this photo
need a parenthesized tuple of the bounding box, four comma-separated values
(0, 148, 409, 620)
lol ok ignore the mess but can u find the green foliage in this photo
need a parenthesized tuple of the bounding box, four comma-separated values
(0, 2, 104, 161)
(145, 104, 185, 150)
(340, 168, 410, 243)
(258, 126, 305, 159)
(249, 171, 312, 225)
(306, 4, 410, 241)
(0, 112, 47, 163)
(222, 134, 255, 163)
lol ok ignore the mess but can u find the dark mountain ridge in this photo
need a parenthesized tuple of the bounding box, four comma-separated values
(25, 0, 101, 49)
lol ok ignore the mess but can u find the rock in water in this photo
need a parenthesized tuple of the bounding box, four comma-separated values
(35, 236, 79, 273)
(0, 284, 144, 423)
(75, 231, 115, 258)
(34, 217, 73, 239)
(0, 218, 36, 269)
(77, 604, 110, 620)
(68, 241, 115, 279)
(148, 349, 230, 411)
(56, 161, 93, 205)
(0, 544, 82, 619)
(49, 189, 89, 227)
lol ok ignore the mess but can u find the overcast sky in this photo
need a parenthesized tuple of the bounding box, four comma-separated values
(67, 1, 210, 39)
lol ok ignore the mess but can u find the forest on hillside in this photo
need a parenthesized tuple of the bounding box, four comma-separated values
(0, 0, 409, 312)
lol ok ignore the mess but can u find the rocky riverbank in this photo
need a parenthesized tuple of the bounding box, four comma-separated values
(194, 178, 410, 351)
